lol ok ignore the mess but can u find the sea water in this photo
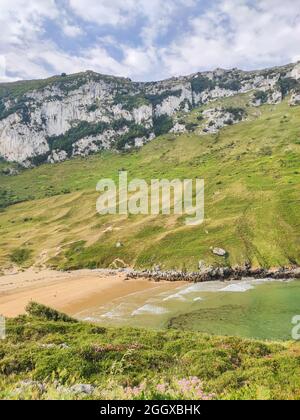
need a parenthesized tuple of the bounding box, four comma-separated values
(76, 278, 300, 340)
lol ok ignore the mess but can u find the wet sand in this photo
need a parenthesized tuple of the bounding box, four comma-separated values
(0, 269, 173, 318)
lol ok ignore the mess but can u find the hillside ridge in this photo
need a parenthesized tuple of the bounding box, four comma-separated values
(1, 61, 300, 167)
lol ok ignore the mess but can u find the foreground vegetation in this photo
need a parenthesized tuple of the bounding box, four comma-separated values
(0, 303, 299, 400)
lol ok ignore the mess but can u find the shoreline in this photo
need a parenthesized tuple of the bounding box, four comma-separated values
(0, 268, 181, 318)
(0, 265, 299, 318)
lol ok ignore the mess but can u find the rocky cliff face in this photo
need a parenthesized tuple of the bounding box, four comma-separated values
(0, 62, 300, 166)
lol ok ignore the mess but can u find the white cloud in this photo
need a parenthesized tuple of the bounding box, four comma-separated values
(0, 0, 58, 44)
(0, 0, 300, 82)
(68, 0, 195, 44)
(62, 23, 84, 38)
(162, 0, 300, 76)
(68, 0, 137, 26)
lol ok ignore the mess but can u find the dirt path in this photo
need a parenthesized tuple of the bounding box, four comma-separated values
(0, 269, 165, 317)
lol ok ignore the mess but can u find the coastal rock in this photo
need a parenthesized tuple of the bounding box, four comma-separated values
(126, 266, 299, 283)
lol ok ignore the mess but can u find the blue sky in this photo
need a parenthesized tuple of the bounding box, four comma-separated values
(1, 0, 300, 82)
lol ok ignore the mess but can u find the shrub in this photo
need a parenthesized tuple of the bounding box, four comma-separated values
(191, 76, 216, 93)
(115, 124, 148, 150)
(145, 90, 182, 107)
(0, 99, 5, 119)
(47, 121, 109, 155)
(254, 91, 268, 104)
(153, 114, 173, 136)
(277, 77, 298, 96)
(25, 302, 77, 323)
(87, 103, 98, 112)
(10, 248, 32, 264)
(114, 93, 150, 110)
(30, 153, 50, 166)
(185, 122, 198, 131)
(219, 79, 242, 91)
(224, 107, 246, 121)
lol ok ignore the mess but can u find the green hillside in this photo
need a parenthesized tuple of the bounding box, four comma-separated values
(0, 98, 300, 271)
(0, 303, 299, 400)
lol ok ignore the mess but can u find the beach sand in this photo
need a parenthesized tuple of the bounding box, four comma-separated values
(0, 269, 170, 317)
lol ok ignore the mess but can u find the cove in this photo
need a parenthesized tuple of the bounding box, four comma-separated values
(76, 278, 300, 341)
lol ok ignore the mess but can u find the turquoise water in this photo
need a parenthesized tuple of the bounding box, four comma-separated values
(76, 278, 300, 341)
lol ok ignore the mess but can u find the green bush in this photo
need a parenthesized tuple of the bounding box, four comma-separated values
(0, 99, 5, 119)
(30, 153, 51, 166)
(277, 77, 298, 96)
(10, 248, 31, 264)
(185, 122, 198, 131)
(87, 103, 98, 112)
(219, 79, 242, 91)
(47, 121, 109, 154)
(145, 90, 182, 107)
(114, 93, 150, 110)
(224, 106, 246, 121)
(115, 124, 148, 150)
(25, 302, 77, 323)
(153, 114, 173, 136)
(254, 91, 268, 104)
(191, 76, 216, 93)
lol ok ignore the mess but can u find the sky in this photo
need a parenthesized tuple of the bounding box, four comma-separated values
(0, 0, 300, 82)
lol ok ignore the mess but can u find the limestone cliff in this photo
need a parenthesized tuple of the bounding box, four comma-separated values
(0, 62, 299, 166)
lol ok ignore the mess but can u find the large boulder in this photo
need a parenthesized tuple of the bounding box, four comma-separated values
(211, 247, 227, 257)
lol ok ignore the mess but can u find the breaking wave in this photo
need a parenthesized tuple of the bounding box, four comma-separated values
(131, 304, 169, 316)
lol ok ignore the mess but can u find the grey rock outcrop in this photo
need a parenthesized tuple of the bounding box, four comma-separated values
(126, 266, 300, 283)
(0, 62, 299, 166)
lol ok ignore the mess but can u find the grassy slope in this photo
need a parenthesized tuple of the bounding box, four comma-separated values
(0, 308, 299, 400)
(0, 98, 300, 270)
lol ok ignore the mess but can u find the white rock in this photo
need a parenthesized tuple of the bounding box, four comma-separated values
(291, 62, 300, 80)
(170, 122, 186, 133)
(289, 93, 300, 106)
(70, 384, 94, 395)
(212, 247, 227, 257)
(47, 149, 68, 163)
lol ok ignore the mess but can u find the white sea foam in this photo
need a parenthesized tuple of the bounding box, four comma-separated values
(163, 292, 187, 302)
(101, 310, 120, 319)
(193, 297, 203, 302)
(251, 277, 295, 285)
(82, 317, 99, 322)
(220, 283, 254, 292)
(100, 302, 130, 319)
(131, 304, 169, 316)
(162, 281, 224, 301)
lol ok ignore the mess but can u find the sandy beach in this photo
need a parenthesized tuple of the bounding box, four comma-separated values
(0, 269, 170, 318)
